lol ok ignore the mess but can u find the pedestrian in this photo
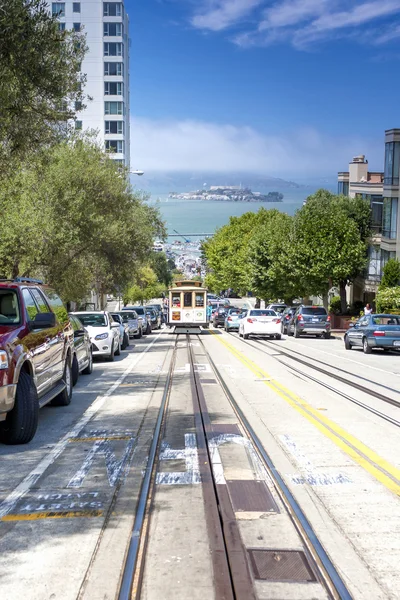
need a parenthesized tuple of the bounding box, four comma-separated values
(364, 303, 373, 316)
(206, 301, 213, 322)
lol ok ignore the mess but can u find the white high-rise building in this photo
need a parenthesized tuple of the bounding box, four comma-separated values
(50, 0, 130, 168)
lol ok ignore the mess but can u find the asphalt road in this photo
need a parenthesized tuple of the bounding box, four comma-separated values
(0, 322, 399, 599)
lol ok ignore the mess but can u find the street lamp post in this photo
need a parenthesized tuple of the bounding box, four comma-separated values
(129, 170, 144, 176)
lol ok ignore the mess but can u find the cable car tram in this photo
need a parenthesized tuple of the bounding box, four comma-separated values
(168, 280, 208, 332)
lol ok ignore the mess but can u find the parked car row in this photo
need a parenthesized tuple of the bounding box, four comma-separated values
(0, 277, 164, 446)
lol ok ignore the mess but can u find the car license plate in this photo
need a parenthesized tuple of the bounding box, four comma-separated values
(312, 318, 319, 322)
(393, 341, 400, 346)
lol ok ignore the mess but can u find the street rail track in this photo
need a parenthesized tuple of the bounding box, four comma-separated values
(119, 332, 353, 600)
(229, 333, 400, 427)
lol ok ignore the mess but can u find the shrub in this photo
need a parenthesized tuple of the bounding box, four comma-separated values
(380, 258, 400, 289)
(351, 300, 364, 316)
(329, 295, 341, 314)
(376, 287, 400, 313)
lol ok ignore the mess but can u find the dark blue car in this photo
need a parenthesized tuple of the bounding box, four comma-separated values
(344, 314, 400, 353)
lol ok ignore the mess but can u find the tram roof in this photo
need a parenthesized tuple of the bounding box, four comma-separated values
(169, 280, 207, 291)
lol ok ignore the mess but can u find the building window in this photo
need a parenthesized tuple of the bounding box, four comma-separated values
(75, 120, 82, 130)
(104, 62, 123, 76)
(113, 159, 125, 167)
(73, 2, 80, 12)
(103, 42, 123, 57)
(75, 100, 82, 111)
(104, 82, 123, 96)
(73, 22, 81, 32)
(381, 249, 396, 271)
(338, 181, 349, 196)
(52, 2, 65, 17)
(366, 245, 382, 280)
(383, 197, 398, 239)
(105, 121, 123, 135)
(103, 3, 122, 17)
(106, 140, 124, 154)
(58, 22, 66, 31)
(384, 141, 400, 186)
(104, 101, 124, 115)
(104, 23, 122, 36)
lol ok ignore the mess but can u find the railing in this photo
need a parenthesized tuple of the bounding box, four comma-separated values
(382, 229, 397, 240)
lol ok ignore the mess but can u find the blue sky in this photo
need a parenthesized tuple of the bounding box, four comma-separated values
(128, 0, 400, 177)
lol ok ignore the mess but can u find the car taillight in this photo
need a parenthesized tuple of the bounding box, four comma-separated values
(227, 317, 232, 321)
(297, 315, 303, 321)
(247, 318, 255, 323)
(285, 315, 290, 320)
(276, 319, 281, 324)
(327, 315, 331, 322)
(373, 331, 385, 337)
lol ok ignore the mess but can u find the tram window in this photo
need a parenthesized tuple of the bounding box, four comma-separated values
(195, 293, 204, 307)
(183, 292, 193, 308)
(172, 293, 181, 307)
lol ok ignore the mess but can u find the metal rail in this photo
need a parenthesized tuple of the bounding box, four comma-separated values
(118, 339, 178, 600)
(231, 333, 400, 425)
(198, 334, 353, 600)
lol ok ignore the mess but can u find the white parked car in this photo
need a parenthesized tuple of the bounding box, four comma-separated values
(71, 311, 121, 361)
(238, 309, 282, 340)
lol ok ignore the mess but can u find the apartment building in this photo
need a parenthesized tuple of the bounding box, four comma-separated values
(338, 155, 383, 302)
(50, 0, 130, 168)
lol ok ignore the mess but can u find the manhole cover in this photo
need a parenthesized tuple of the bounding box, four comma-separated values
(227, 480, 279, 513)
(248, 549, 317, 582)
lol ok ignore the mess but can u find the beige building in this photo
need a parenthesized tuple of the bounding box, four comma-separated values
(338, 155, 383, 303)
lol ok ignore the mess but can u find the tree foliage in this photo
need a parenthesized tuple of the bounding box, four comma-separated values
(379, 258, 400, 289)
(376, 287, 400, 313)
(202, 189, 371, 309)
(0, 138, 165, 304)
(123, 266, 165, 305)
(0, 0, 87, 166)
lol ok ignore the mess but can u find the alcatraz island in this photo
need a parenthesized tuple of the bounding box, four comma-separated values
(168, 186, 283, 202)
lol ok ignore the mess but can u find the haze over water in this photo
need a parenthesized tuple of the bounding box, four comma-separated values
(147, 185, 336, 240)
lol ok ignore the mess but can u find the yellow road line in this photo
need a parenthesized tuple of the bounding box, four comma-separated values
(1, 509, 103, 521)
(211, 332, 400, 496)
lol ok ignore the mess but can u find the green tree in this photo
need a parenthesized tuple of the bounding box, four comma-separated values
(294, 190, 369, 312)
(202, 210, 268, 294)
(380, 258, 400, 289)
(150, 252, 173, 287)
(123, 266, 165, 304)
(0, 138, 165, 305)
(0, 0, 87, 167)
(376, 287, 400, 313)
(249, 210, 303, 303)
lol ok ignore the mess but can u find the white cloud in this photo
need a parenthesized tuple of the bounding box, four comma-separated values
(191, 0, 263, 32)
(130, 117, 382, 176)
(186, 0, 400, 49)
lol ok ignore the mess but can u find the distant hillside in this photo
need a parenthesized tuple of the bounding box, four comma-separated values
(132, 171, 303, 194)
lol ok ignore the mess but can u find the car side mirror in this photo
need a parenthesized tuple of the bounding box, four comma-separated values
(74, 329, 85, 337)
(111, 322, 120, 328)
(31, 312, 56, 330)
(348, 322, 355, 328)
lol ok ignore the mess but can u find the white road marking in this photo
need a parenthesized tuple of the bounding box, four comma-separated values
(67, 435, 135, 488)
(280, 434, 352, 486)
(156, 433, 200, 485)
(0, 334, 162, 519)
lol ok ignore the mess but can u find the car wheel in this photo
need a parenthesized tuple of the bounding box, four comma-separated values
(123, 332, 129, 349)
(82, 350, 93, 374)
(287, 327, 293, 336)
(324, 332, 331, 339)
(294, 327, 300, 338)
(344, 336, 352, 351)
(243, 333, 249, 339)
(239, 330, 243, 338)
(108, 340, 115, 362)
(71, 354, 79, 386)
(52, 359, 73, 406)
(134, 328, 142, 339)
(275, 334, 281, 340)
(146, 323, 151, 335)
(363, 337, 372, 354)
(0, 371, 39, 445)
(115, 338, 121, 356)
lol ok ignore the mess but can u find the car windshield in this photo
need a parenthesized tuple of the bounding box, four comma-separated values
(75, 313, 107, 327)
(372, 315, 400, 325)
(302, 307, 327, 315)
(120, 312, 137, 321)
(250, 310, 276, 316)
(130, 307, 145, 316)
(0, 290, 20, 325)
(228, 309, 240, 315)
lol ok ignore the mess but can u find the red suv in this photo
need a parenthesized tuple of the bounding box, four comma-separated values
(0, 278, 74, 444)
